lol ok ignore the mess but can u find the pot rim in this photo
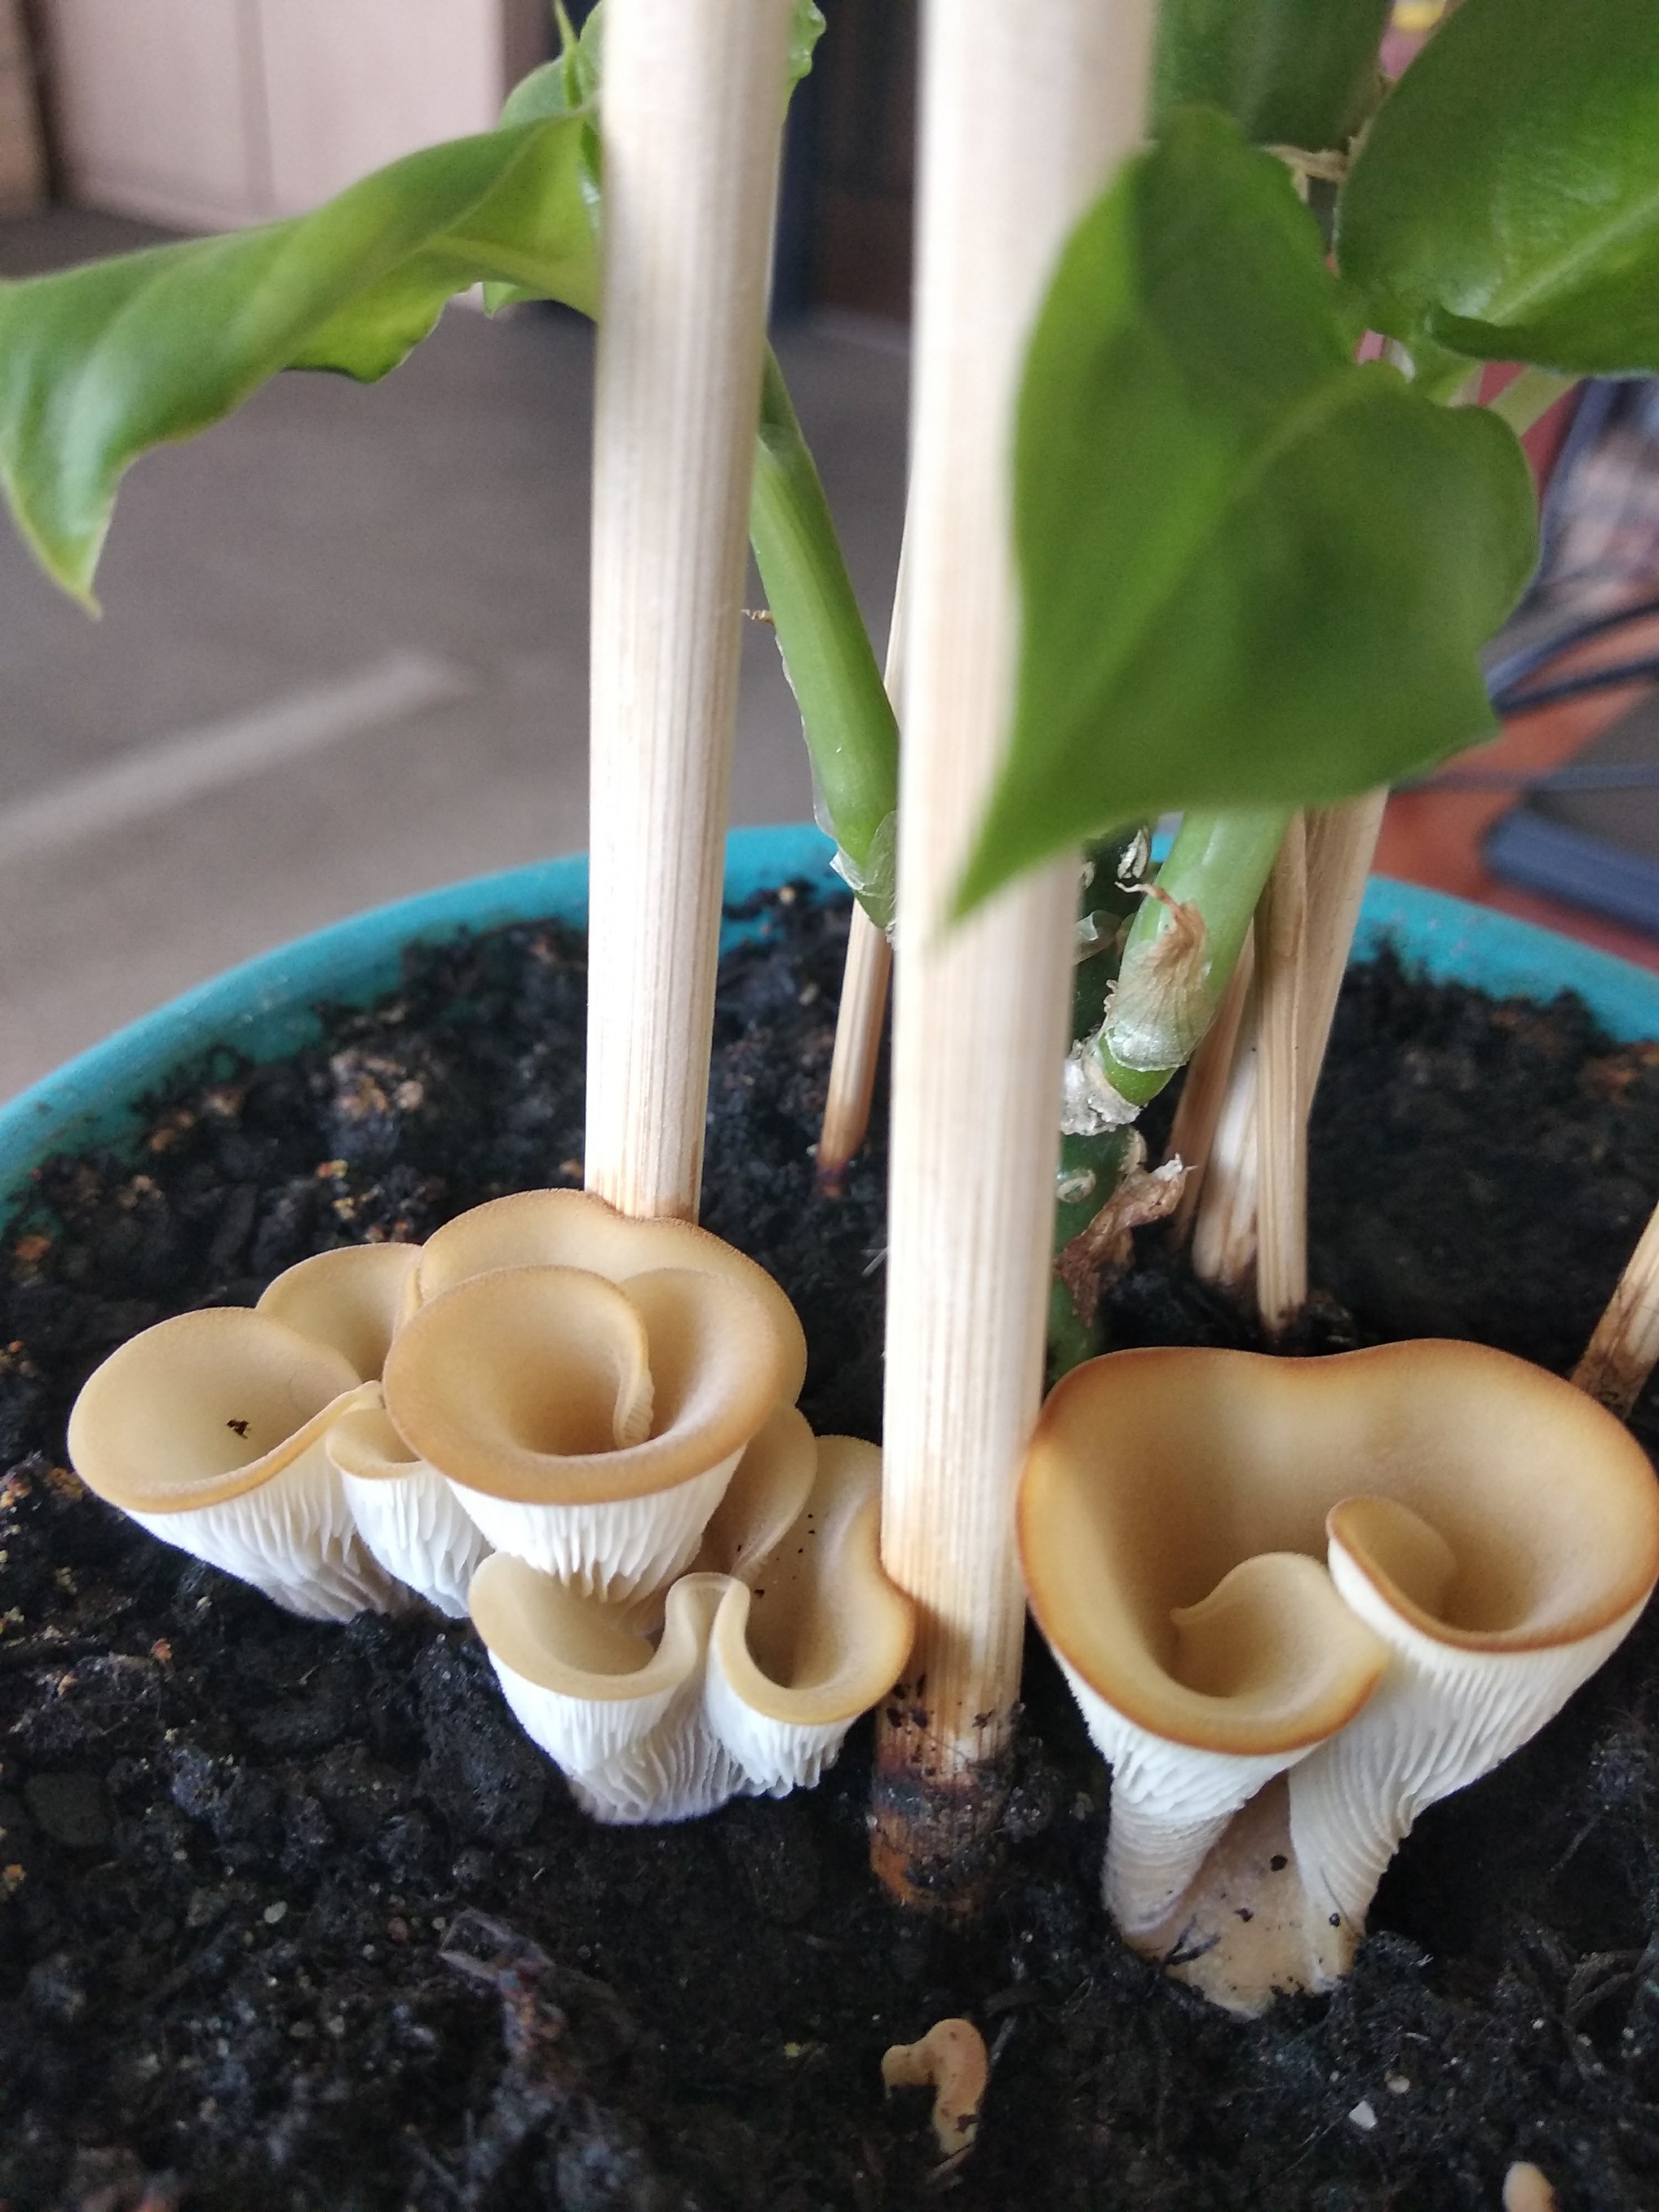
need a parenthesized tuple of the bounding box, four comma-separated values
(4, 823, 1657, 1222)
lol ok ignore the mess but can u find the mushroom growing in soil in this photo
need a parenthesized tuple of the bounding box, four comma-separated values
(468, 1407, 914, 1820)
(383, 1189, 808, 1603)
(67, 1241, 421, 1619)
(1019, 1340, 1659, 2013)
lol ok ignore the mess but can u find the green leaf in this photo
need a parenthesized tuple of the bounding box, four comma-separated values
(1337, 0, 1659, 375)
(789, 1, 826, 88)
(1154, 0, 1392, 151)
(957, 109, 1537, 914)
(0, 116, 594, 604)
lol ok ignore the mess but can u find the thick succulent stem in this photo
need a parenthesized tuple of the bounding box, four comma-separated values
(1091, 805, 1291, 1112)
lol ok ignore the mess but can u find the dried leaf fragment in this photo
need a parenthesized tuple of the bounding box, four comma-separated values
(881, 2016, 988, 2159)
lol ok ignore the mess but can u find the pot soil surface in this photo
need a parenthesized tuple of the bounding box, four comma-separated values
(2, 886, 1659, 2212)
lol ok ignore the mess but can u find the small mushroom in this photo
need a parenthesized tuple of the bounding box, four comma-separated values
(67, 1241, 425, 1618)
(325, 1398, 491, 1618)
(469, 1413, 914, 1820)
(385, 1260, 798, 1603)
(881, 2017, 990, 2161)
(67, 1307, 393, 1618)
(1021, 1340, 1659, 2013)
(1503, 2165, 1558, 2212)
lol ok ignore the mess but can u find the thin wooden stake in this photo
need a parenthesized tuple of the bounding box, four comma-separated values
(817, 907, 892, 1193)
(1166, 926, 1255, 1241)
(1255, 813, 1309, 1330)
(584, 0, 794, 1223)
(1575, 1199, 1659, 1417)
(817, 546, 909, 1193)
(1190, 788, 1386, 1296)
(1299, 789, 1387, 1111)
(872, 0, 1157, 1912)
(1190, 978, 1262, 1292)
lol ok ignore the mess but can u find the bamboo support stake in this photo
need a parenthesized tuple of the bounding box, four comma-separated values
(1190, 789, 1386, 1294)
(1166, 926, 1255, 1241)
(1299, 788, 1388, 1108)
(1255, 813, 1309, 1330)
(872, 0, 1157, 1911)
(1575, 1199, 1659, 1417)
(1190, 979, 1262, 1291)
(817, 550, 909, 1193)
(817, 907, 892, 1193)
(584, 0, 794, 1223)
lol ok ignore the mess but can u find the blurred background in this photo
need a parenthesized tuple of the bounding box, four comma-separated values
(1, 0, 1657, 1103)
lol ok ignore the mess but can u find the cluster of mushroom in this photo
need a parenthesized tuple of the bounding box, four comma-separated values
(1020, 1340, 1659, 2013)
(67, 1189, 914, 1823)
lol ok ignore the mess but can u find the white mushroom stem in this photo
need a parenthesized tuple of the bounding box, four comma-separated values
(881, 2018, 990, 2161)
(584, 0, 795, 1223)
(873, 0, 1158, 1912)
(1575, 1191, 1659, 1418)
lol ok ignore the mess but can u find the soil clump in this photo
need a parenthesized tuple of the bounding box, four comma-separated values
(2, 886, 1658, 2210)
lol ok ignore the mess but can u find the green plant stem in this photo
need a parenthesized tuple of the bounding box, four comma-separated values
(1485, 365, 1578, 438)
(749, 348, 901, 927)
(1097, 805, 1291, 1104)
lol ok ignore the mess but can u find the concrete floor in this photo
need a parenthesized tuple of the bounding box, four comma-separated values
(0, 211, 908, 1099)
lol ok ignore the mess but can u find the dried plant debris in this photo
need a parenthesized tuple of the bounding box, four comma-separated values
(4, 896, 1659, 2206)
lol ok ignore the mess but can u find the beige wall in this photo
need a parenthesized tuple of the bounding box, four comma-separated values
(39, 0, 546, 230)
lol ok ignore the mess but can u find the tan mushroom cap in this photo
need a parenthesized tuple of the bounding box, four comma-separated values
(406, 1187, 807, 1401)
(255, 1240, 421, 1383)
(383, 1262, 790, 1507)
(1020, 1339, 1659, 1753)
(67, 1305, 371, 1514)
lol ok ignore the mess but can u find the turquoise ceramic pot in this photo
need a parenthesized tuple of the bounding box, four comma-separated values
(4, 822, 1658, 1219)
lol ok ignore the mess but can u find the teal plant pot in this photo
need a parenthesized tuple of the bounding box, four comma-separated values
(5, 821, 1659, 1220)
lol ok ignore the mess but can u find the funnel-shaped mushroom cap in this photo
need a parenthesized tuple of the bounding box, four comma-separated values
(256, 1240, 421, 1382)
(67, 1307, 397, 1619)
(1021, 1341, 1659, 2013)
(326, 1397, 491, 1619)
(407, 1187, 807, 1400)
(470, 1424, 913, 1821)
(385, 1262, 798, 1602)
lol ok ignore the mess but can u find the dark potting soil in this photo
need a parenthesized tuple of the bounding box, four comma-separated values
(3, 886, 1659, 2212)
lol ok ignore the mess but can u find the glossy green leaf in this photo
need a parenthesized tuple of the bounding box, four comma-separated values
(0, 117, 594, 604)
(1337, 0, 1659, 376)
(957, 109, 1537, 913)
(1153, 0, 1392, 150)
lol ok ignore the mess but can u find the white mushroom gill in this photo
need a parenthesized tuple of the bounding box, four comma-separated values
(1019, 1340, 1659, 2014)
(325, 1399, 490, 1619)
(468, 1413, 914, 1821)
